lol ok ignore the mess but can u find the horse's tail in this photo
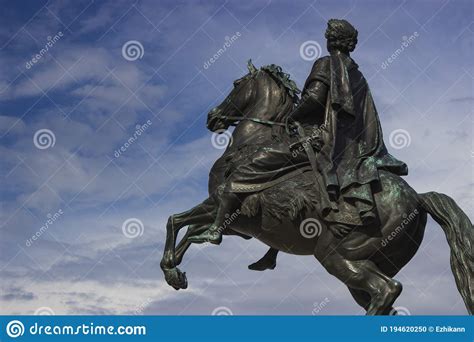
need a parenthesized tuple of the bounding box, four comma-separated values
(418, 191, 474, 314)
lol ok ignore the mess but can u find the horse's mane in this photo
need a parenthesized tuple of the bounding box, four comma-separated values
(260, 64, 300, 104)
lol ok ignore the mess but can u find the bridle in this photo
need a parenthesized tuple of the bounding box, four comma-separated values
(213, 115, 286, 127)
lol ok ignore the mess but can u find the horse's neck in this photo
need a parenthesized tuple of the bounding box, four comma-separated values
(227, 120, 273, 152)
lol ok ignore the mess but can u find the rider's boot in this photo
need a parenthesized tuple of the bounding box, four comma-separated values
(188, 192, 240, 245)
(248, 248, 278, 271)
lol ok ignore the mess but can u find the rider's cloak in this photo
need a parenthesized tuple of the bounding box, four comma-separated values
(308, 53, 408, 225)
(227, 53, 408, 226)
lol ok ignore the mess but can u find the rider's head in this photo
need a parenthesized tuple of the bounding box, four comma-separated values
(325, 19, 358, 55)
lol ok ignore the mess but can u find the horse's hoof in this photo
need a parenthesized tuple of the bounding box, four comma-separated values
(163, 267, 188, 290)
(366, 280, 402, 315)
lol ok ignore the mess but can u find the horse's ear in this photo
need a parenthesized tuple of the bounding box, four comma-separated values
(247, 59, 258, 75)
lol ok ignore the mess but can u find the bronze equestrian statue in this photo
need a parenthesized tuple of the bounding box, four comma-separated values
(160, 19, 473, 315)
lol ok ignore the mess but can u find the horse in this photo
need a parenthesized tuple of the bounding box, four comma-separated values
(160, 61, 473, 315)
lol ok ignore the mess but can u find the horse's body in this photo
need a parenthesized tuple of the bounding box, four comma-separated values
(160, 62, 473, 315)
(224, 170, 425, 263)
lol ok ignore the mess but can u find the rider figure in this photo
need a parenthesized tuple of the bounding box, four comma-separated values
(189, 19, 408, 245)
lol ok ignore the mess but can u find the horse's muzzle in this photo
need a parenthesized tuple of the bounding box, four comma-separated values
(206, 108, 226, 132)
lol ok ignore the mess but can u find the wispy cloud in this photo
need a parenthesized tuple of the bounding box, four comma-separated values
(0, 0, 471, 315)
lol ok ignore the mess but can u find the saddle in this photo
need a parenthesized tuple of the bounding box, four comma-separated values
(240, 168, 318, 222)
(240, 167, 364, 227)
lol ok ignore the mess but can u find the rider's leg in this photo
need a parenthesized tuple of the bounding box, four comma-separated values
(248, 248, 279, 271)
(315, 227, 402, 315)
(187, 143, 298, 245)
(187, 191, 241, 245)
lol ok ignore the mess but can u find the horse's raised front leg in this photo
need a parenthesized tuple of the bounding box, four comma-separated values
(160, 199, 215, 290)
(175, 224, 211, 265)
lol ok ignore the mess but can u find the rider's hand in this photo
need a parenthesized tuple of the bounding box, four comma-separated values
(310, 136, 324, 152)
(285, 117, 298, 136)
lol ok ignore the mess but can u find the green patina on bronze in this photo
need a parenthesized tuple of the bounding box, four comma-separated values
(160, 19, 474, 315)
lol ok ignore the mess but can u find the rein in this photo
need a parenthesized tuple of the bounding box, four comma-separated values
(214, 115, 286, 127)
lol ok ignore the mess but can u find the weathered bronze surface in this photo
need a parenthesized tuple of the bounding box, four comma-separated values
(161, 19, 473, 315)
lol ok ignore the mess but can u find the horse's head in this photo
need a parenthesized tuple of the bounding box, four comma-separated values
(206, 60, 300, 132)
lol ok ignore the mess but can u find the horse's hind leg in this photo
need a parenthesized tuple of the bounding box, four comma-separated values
(362, 261, 403, 315)
(323, 257, 401, 315)
(315, 231, 402, 315)
(348, 287, 396, 315)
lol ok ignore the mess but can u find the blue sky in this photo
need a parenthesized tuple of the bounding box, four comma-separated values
(0, 0, 472, 315)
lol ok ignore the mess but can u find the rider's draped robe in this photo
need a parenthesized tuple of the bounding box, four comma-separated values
(226, 53, 408, 226)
